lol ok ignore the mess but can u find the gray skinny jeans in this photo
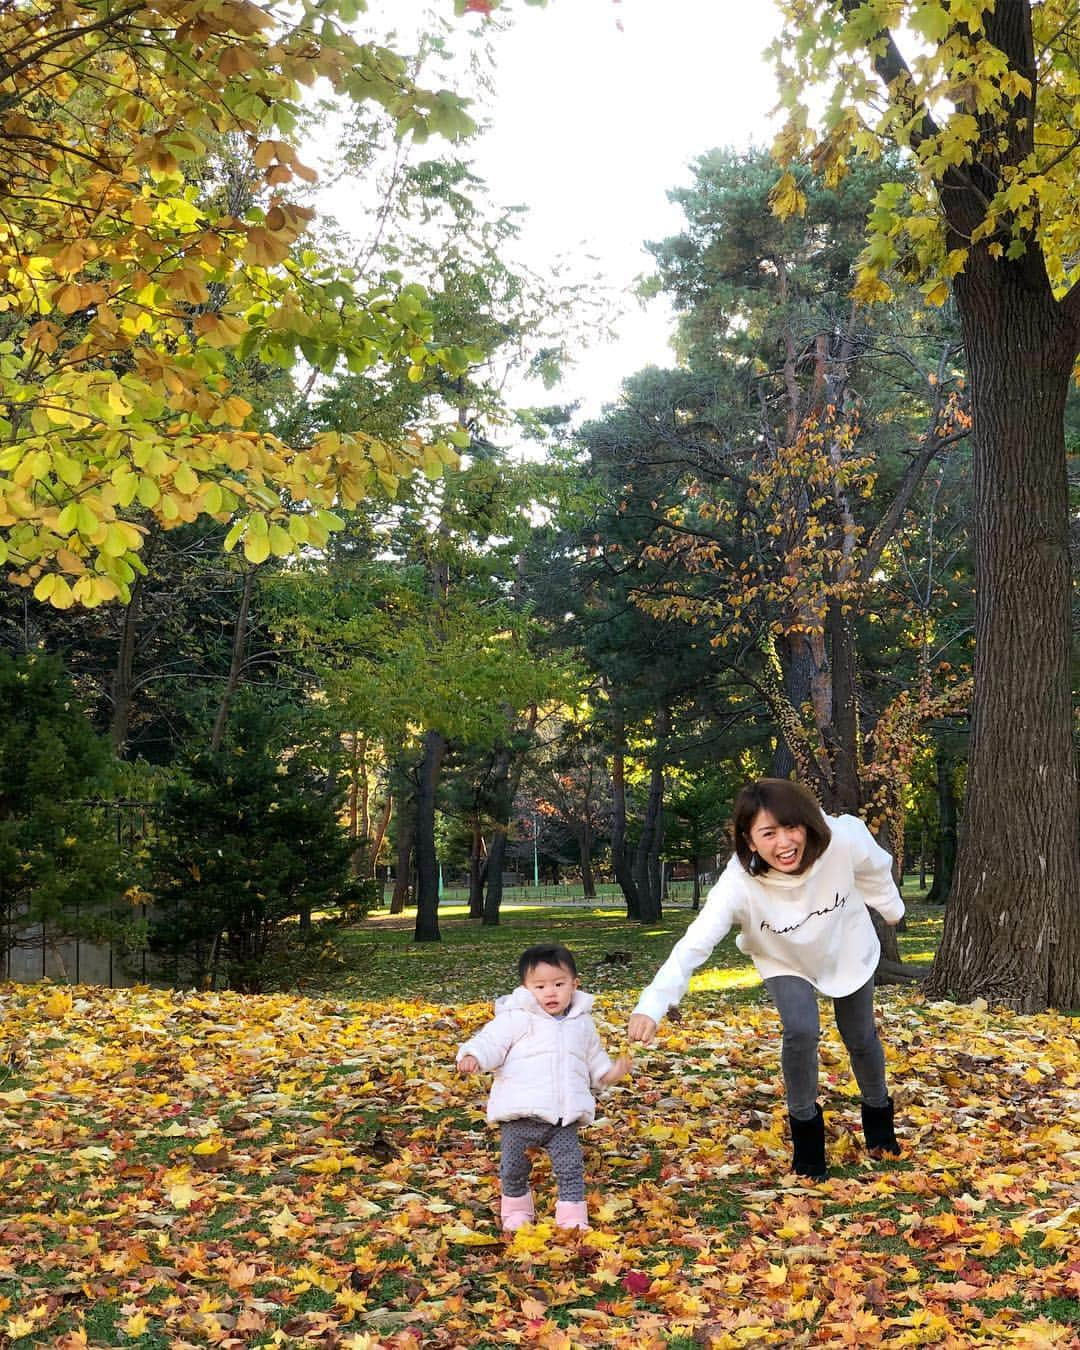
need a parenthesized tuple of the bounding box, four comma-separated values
(764, 974, 889, 1121)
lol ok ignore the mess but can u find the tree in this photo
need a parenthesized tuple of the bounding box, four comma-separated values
(639, 148, 969, 822)
(665, 766, 739, 909)
(523, 707, 612, 899)
(147, 704, 364, 991)
(0, 0, 475, 605)
(773, 0, 1080, 1009)
(0, 653, 123, 966)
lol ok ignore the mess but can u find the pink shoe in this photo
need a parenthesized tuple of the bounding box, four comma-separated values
(500, 1192, 535, 1232)
(554, 1200, 589, 1230)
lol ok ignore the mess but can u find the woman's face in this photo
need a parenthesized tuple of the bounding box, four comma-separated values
(748, 808, 807, 873)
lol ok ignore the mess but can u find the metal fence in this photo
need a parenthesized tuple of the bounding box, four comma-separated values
(2, 800, 154, 989)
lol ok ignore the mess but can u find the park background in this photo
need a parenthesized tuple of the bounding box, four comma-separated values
(0, 0, 1077, 1346)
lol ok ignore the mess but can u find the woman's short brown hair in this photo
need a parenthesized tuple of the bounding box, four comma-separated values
(732, 779, 832, 876)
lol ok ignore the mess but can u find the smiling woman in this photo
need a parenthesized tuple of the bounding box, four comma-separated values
(629, 778, 907, 1180)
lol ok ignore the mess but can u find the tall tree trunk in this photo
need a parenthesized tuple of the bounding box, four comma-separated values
(692, 855, 703, 912)
(347, 733, 369, 872)
(358, 736, 370, 840)
(468, 816, 485, 918)
(483, 823, 509, 928)
(634, 712, 667, 924)
(110, 575, 143, 754)
(347, 735, 359, 844)
(650, 795, 665, 905)
(414, 729, 446, 942)
(774, 630, 816, 778)
(927, 256, 1080, 1010)
(370, 792, 393, 880)
(483, 709, 537, 927)
(578, 822, 596, 898)
(210, 567, 255, 753)
(391, 795, 414, 915)
(821, 600, 861, 815)
(610, 710, 640, 919)
(927, 739, 959, 904)
(918, 826, 927, 892)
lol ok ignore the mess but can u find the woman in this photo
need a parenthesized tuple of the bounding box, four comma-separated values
(628, 778, 904, 1179)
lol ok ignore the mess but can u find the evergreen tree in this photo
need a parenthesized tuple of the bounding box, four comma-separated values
(147, 705, 365, 991)
(0, 653, 123, 966)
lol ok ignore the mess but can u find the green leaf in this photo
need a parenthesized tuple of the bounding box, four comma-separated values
(911, 2, 950, 44)
(243, 530, 271, 564)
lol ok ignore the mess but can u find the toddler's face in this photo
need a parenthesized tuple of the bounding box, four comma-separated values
(523, 961, 579, 1015)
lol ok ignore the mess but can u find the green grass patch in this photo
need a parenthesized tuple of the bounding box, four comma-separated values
(325, 901, 945, 1005)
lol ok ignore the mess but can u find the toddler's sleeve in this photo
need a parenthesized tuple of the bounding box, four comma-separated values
(584, 1019, 614, 1088)
(456, 1011, 519, 1071)
(632, 872, 740, 1024)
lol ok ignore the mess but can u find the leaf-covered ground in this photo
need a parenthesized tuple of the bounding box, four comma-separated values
(1, 906, 1078, 1349)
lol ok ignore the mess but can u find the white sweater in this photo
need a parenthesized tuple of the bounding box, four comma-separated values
(634, 814, 905, 1022)
(457, 987, 614, 1127)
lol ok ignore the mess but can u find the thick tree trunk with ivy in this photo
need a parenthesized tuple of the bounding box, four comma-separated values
(927, 254, 1079, 1009)
(413, 729, 446, 943)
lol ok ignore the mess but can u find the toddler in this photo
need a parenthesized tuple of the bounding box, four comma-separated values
(457, 943, 630, 1231)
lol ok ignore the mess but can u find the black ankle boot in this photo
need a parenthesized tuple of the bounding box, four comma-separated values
(861, 1097, 900, 1155)
(789, 1104, 828, 1179)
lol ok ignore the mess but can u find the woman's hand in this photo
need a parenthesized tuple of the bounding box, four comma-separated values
(457, 1054, 480, 1074)
(627, 1014, 657, 1046)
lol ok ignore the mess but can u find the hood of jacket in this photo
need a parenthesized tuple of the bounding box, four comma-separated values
(494, 985, 595, 1018)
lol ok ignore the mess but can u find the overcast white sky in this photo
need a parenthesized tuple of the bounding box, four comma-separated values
(321, 0, 784, 423)
(463, 0, 782, 417)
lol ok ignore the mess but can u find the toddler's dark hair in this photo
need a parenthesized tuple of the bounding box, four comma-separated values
(518, 943, 578, 981)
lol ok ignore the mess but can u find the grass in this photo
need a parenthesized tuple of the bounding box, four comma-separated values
(319, 894, 946, 1006)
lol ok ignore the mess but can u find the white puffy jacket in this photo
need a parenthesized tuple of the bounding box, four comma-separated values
(457, 987, 614, 1126)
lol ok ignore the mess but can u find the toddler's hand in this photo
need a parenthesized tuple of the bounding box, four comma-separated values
(457, 1054, 480, 1075)
(627, 1013, 657, 1046)
(601, 1054, 632, 1086)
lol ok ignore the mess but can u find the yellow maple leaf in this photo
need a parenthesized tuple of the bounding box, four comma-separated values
(167, 1181, 199, 1210)
(43, 988, 73, 1017)
(122, 1310, 150, 1337)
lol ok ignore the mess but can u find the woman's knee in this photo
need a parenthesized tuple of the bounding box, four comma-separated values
(840, 1025, 881, 1056)
(781, 1024, 820, 1056)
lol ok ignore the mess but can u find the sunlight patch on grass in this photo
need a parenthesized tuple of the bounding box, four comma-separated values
(690, 966, 762, 994)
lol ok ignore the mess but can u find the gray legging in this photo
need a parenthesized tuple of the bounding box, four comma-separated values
(500, 1117, 585, 1201)
(764, 974, 890, 1121)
